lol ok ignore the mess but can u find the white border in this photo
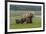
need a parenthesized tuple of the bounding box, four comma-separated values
(7, 2, 43, 32)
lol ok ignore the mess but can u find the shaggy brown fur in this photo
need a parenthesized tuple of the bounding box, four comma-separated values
(16, 13, 33, 24)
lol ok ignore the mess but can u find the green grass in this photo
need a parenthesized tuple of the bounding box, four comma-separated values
(10, 16, 41, 29)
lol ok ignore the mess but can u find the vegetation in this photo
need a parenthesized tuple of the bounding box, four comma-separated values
(10, 11, 41, 29)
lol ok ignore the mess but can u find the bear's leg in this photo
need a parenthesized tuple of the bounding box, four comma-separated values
(26, 18, 32, 24)
(30, 18, 32, 23)
(26, 18, 30, 24)
(21, 18, 26, 24)
(20, 18, 25, 24)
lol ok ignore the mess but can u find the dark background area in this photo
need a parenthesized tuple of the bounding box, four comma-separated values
(10, 5, 41, 11)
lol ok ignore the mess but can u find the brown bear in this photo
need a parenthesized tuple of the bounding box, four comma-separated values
(26, 13, 33, 24)
(22, 12, 33, 24)
(16, 12, 33, 24)
(16, 18, 26, 24)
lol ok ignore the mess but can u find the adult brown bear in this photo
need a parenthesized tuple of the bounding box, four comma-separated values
(26, 13, 33, 24)
(23, 12, 34, 24)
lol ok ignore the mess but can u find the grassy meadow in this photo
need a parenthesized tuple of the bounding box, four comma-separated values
(10, 10, 41, 29)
